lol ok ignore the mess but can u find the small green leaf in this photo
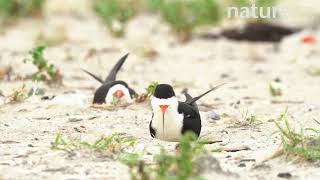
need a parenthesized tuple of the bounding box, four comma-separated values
(120, 153, 140, 167)
(28, 45, 59, 83)
(146, 81, 158, 97)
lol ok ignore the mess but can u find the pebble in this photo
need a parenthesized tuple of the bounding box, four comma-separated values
(277, 172, 292, 179)
(220, 73, 230, 78)
(274, 77, 282, 83)
(68, 117, 83, 122)
(208, 111, 221, 120)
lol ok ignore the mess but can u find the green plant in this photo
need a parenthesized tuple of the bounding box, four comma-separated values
(306, 67, 320, 77)
(52, 133, 136, 153)
(277, 107, 288, 121)
(273, 109, 320, 160)
(6, 84, 29, 103)
(269, 83, 282, 97)
(245, 114, 262, 126)
(93, 0, 138, 37)
(112, 94, 121, 105)
(146, 81, 158, 97)
(256, 0, 278, 9)
(26, 46, 61, 84)
(232, 110, 262, 127)
(120, 153, 150, 180)
(121, 132, 206, 179)
(230, 0, 250, 7)
(229, 0, 278, 11)
(156, 0, 221, 42)
(169, 133, 205, 179)
(146, 0, 162, 11)
(4, 83, 45, 103)
(52, 132, 67, 150)
(0, 0, 45, 19)
(135, 81, 158, 103)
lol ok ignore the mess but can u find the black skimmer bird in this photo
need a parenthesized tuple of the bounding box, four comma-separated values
(149, 83, 223, 142)
(83, 53, 137, 105)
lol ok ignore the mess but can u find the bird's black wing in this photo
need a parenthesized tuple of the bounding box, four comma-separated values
(182, 88, 198, 112)
(149, 113, 156, 138)
(128, 87, 138, 98)
(93, 83, 113, 104)
(185, 83, 225, 105)
(178, 102, 201, 137)
(82, 69, 104, 84)
(105, 53, 129, 83)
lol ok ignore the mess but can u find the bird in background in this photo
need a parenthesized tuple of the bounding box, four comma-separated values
(82, 53, 137, 105)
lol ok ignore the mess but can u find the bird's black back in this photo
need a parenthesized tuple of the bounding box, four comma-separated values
(149, 113, 156, 138)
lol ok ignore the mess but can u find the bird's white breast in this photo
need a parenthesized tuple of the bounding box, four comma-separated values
(105, 84, 132, 105)
(151, 98, 184, 142)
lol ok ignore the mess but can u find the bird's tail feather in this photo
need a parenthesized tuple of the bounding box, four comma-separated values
(104, 53, 129, 83)
(82, 69, 104, 84)
(186, 83, 225, 104)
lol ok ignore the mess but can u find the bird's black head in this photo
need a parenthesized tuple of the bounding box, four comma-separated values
(154, 84, 176, 99)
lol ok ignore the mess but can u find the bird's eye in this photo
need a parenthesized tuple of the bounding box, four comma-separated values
(186, 114, 191, 118)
